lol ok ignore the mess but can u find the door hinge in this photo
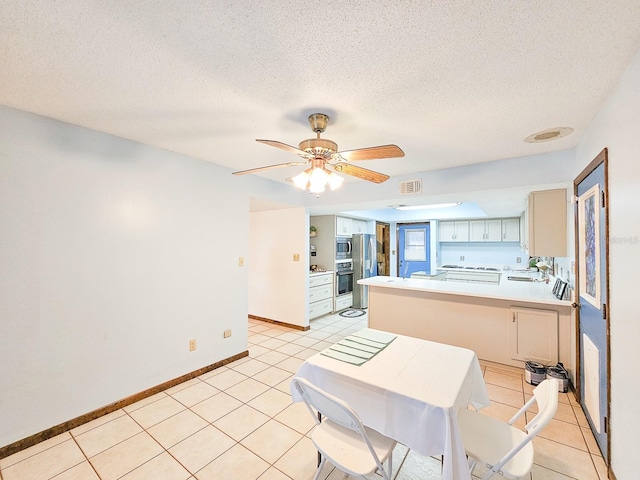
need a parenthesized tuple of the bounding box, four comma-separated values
(602, 303, 607, 320)
(570, 194, 578, 204)
(601, 190, 606, 208)
(604, 416, 608, 433)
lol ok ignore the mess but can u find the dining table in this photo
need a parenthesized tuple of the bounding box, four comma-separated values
(290, 328, 490, 480)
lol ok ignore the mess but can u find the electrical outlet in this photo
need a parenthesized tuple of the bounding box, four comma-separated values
(460, 256, 465, 261)
(189, 339, 196, 351)
(293, 253, 300, 261)
(516, 257, 522, 263)
(224, 329, 232, 338)
(238, 256, 244, 267)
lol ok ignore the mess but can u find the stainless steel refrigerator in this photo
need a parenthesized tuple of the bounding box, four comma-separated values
(352, 233, 377, 308)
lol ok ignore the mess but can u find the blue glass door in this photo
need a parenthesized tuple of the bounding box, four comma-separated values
(397, 223, 431, 277)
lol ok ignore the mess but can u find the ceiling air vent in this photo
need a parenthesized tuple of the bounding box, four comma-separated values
(399, 179, 422, 195)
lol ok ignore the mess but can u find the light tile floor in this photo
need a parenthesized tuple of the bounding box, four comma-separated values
(0, 313, 606, 480)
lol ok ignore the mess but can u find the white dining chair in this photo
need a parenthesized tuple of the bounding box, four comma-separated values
(290, 376, 397, 480)
(457, 378, 559, 480)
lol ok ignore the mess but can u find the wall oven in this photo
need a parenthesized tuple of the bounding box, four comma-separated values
(336, 236, 352, 259)
(336, 261, 354, 297)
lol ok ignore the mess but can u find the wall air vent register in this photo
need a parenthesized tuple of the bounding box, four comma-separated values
(399, 179, 422, 195)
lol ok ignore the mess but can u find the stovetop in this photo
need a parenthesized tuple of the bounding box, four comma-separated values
(441, 265, 501, 271)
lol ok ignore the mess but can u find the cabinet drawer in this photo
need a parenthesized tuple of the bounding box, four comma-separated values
(309, 298, 333, 319)
(335, 294, 353, 311)
(309, 284, 333, 302)
(309, 273, 333, 288)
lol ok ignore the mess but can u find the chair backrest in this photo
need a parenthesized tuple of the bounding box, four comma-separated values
(524, 378, 560, 435)
(291, 376, 366, 435)
(491, 378, 559, 476)
(291, 376, 393, 480)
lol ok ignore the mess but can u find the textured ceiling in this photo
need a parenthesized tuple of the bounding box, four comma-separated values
(2, 1, 640, 186)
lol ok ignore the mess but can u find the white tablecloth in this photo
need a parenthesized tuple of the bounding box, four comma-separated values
(291, 329, 490, 480)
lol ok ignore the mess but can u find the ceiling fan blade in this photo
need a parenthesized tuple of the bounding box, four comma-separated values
(335, 144, 404, 161)
(232, 161, 308, 176)
(333, 162, 390, 184)
(256, 139, 312, 158)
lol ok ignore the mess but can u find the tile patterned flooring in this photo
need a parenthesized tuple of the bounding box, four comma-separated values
(0, 313, 607, 480)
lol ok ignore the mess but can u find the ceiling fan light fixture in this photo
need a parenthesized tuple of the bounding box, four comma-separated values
(308, 167, 329, 193)
(327, 170, 344, 191)
(235, 112, 403, 192)
(292, 170, 311, 190)
(291, 166, 343, 193)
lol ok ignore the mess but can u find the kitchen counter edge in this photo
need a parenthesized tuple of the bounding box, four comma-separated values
(358, 275, 572, 307)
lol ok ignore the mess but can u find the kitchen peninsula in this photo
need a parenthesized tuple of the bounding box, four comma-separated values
(358, 273, 574, 376)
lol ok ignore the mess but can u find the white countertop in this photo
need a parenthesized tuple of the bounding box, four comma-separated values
(309, 270, 333, 276)
(358, 272, 572, 307)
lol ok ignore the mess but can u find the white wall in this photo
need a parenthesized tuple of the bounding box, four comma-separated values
(248, 208, 309, 328)
(439, 243, 526, 268)
(574, 46, 640, 479)
(0, 106, 255, 447)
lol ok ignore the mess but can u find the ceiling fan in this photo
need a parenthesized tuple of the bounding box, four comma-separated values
(232, 113, 404, 193)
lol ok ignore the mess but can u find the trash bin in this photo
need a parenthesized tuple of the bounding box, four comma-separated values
(524, 361, 546, 385)
(546, 363, 569, 393)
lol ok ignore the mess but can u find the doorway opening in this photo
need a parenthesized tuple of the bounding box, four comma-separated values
(375, 222, 391, 275)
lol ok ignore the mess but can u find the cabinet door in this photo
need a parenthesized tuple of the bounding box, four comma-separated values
(453, 221, 469, 242)
(439, 221, 456, 241)
(352, 219, 367, 234)
(501, 218, 520, 242)
(336, 217, 352, 236)
(468, 220, 486, 241)
(528, 189, 567, 256)
(510, 307, 559, 364)
(485, 219, 502, 241)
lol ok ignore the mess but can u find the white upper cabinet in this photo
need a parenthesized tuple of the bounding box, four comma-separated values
(336, 216, 353, 236)
(439, 221, 470, 242)
(469, 219, 502, 242)
(527, 189, 567, 257)
(501, 217, 521, 242)
(352, 219, 368, 234)
(336, 217, 369, 236)
(450, 218, 518, 243)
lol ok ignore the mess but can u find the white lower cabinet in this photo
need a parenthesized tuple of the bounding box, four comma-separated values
(309, 297, 333, 319)
(335, 293, 353, 311)
(309, 273, 334, 319)
(510, 307, 559, 365)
